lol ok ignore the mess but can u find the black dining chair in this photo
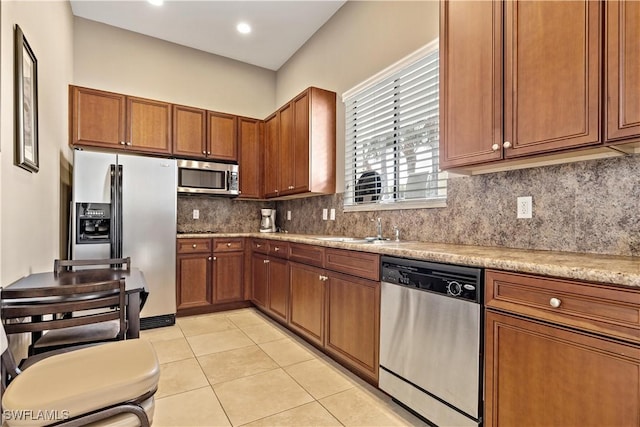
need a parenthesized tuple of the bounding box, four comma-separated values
(1, 279, 126, 356)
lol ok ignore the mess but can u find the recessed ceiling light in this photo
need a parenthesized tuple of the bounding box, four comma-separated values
(148, 0, 163, 6)
(237, 22, 252, 34)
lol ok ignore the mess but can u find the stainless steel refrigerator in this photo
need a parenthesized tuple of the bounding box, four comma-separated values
(71, 150, 177, 328)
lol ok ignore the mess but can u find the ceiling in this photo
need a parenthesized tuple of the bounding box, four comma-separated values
(70, 0, 346, 71)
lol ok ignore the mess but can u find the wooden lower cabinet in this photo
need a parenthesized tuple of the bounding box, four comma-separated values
(267, 257, 289, 322)
(250, 252, 288, 322)
(325, 271, 380, 383)
(251, 253, 269, 308)
(289, 262, 326, 347)
(212, 252, 244, 303)
(485, 311, 640, 426)
(176, 253, 212, 311)
(177, 238, 246, 315)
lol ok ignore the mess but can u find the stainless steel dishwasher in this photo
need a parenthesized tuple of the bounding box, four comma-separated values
(379, 256, 483, 427)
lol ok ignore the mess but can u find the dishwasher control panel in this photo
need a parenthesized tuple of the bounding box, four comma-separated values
(381, 256, 482, 303)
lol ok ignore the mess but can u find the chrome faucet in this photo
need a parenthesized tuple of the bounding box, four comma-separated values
(376, 217, 383, 240)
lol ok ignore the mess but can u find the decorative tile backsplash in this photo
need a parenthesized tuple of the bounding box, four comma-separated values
(178, 155, 640, 257)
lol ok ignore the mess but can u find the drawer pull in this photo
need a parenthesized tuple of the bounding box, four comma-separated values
(192, 244, 197, 248)
(227, 243, 231, 247)
(213, 256, 216, 261)
(274, 247, 280, 251)
(256, 244, 261, 248)
(549, 297, 562, 308)
(208, 256, 212, 261)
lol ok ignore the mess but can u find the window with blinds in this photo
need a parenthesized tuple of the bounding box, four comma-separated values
(343, 41, 446, 210)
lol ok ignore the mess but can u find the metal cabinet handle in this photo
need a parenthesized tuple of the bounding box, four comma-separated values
(213, 256, 217, 261)
(202, 151, 206, 154)
(207, 151, 211, 155)
(192, 244, 197, 248)
(503, 141, 512, 149)
(256, 244, 261, 248)
(126, 142, 132, 146)
(549, 297, 561, 308)
(227, 243, 231, 247)
(491, 143, 500, 151)
(120, 141, 126, 145)
(263, 259, 270, 264)
(274, 247, 280, 251)
(208, 256, 212, 261)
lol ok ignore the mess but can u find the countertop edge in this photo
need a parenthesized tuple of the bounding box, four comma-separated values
(176, 233, 640, 288)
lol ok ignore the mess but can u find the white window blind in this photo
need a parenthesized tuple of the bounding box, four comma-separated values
(343, 41, 446, 210)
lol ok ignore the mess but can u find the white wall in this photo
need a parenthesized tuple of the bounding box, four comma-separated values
(0, 0, 74, 286)
(74, 17, 277, 119)
(276, 0, 440, 191)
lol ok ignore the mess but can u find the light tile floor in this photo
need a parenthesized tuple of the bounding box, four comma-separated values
(141, 308, 427, 427)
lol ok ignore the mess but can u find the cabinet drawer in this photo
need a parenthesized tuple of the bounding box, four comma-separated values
(269, 242, 289, 259)
(213, 238, 244, 252)
(289, 243, 325, 267)
(251, 239, 270, 254)
(325, 249, 380, 281)
(485, 270, 640, 344)
(177, 238, 212, 254)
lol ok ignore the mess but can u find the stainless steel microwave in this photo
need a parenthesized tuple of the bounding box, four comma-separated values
(177, 159, 239, 196)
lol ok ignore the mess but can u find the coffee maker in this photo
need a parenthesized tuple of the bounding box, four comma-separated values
(260, 209, 276, 233)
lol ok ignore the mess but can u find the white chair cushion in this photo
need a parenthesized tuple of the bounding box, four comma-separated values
(2, 339, 159, 427)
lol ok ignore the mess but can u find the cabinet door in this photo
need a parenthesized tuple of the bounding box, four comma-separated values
(485, 311, 640, 426)
(251, 253, 269, 308)
(606, 0, 640, 142)
(267, 257, 289, 322)
(238, 117, 262, 199)
(292, 91, 310, 193)
(127, 96, 172, 154)
(70, 86, 126, 149)
(263, 113, 280, 198)
(212, 252, 244, 303)
(176, 253, 212, 311)
(326, 272, 380, 382)
(279, 102, 294, 194)
(208, 111, 238, 161)
(504, 0, 601, 157)
(440, 0, 503, 168)
(289, 262, 325, 346)
(173, 105, 206, 158)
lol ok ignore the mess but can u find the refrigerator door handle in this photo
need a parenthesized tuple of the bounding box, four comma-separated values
(110, 164, 117, 258)
(115, 164, 123, 259)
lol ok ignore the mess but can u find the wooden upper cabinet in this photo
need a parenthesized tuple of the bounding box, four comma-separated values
(504, 0, 601, 157)
(266, 87, 336, 199)
(440, 0, 503, 168)
(263, 113, 280, 198)
(238, 117, 263, 199)
(127, 96, 172, 154)
(207, 111, 238, 161)
(70, 86, 126, 149)
(70, 86, 171, 155)
(292, 91, 311, 193)
(279, 102, 295, 194)
(605, 0, 640, 143)
(173, 105, 207, 158)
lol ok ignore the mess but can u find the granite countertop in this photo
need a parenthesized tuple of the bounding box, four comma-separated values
(177, 232, 640, 288)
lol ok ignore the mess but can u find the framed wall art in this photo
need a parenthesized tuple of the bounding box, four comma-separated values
(15, 24, 39, 173)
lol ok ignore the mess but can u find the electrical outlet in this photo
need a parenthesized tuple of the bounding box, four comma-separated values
(192, 209, 199, 220)
(517, 196, 532, 219)
(286, 210, 291, 221)
(330, 208, 336, 221)
(322, 208, 328, 220)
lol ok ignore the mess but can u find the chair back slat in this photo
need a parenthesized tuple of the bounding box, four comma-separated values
(54, 257, 131, 275)
(4, 311, 121, 335)
(2, 280, 122, 299)
(2, 294, 121, 319)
